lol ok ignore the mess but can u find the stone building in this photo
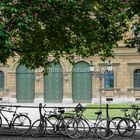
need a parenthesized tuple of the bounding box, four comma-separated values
(0, 17, 140, 104)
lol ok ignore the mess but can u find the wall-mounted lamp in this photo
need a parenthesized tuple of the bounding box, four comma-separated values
(89, 60, 95, 72)
(36, 74, 41, 82)
(107, 60, 112, 71)
(64, 74, 68, 82)
(89, 60, 112, 73)
(89, 59, 113, 111)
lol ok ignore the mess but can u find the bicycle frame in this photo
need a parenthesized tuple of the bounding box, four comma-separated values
(122, 106, 140, 126)
(0, 106, 19, 128)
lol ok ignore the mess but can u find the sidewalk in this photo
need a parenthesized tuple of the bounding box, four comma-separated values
(0, 132, 140, 140)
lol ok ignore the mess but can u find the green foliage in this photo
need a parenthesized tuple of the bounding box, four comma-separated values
(0, 0, 138, 70)
(125, 0, 140, 53)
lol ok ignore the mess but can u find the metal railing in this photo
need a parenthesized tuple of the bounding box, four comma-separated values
(0, 103, 140, 138)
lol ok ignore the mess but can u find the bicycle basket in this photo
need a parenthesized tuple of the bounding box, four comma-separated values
(75, 103, 84, 112)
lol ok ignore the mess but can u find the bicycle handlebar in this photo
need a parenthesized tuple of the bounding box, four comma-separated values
(131, 105, 139, 110)
(0, 106, 19, 113)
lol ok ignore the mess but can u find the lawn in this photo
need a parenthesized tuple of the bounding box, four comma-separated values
(82, 103, 140, 120)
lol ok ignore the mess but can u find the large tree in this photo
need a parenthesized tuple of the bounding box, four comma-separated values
(0, 0, 134, 70)
(125, 0, 140, 52)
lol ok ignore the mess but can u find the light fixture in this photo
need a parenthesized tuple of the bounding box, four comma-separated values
(107, 60, 112, 71)
(89, 60, 95, 72)
(36, 74, 41, 81)
(64, 74, 68, 82)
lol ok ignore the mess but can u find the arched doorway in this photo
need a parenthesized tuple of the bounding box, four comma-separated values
(16, 65, 35, 102)
(44, 62, 63, 102)
(72, 61, 92, 103)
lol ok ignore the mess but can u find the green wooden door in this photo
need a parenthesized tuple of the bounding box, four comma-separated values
(16, 65, 35, 103)
(72, 61, 92, 103)
(44, 63, 63, 103)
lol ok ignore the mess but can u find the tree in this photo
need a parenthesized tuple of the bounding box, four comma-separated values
(125, 0, 140, 52)
(0, 0, 133, 70)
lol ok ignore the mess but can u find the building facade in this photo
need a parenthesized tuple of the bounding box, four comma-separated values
(0, 46, 140, 104)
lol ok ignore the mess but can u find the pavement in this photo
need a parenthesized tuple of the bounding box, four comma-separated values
(0, 132, 140, 140)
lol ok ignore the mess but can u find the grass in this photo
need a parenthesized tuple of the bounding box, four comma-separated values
(82, 103, 140, 120)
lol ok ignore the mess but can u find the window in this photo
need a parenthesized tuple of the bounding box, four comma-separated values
(134, 69, 140, 88)
(0, 71, 4, 90)
(104, 70, 114, 89)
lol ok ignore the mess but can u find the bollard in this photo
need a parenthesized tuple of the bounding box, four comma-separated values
(106, 104, 110, 136)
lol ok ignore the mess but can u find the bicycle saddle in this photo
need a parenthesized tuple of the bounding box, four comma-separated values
(58, 107, 64, 110)
(58, 107, 65, 114)
(121, 109, 128, 112)
(94, 111, 102, 115)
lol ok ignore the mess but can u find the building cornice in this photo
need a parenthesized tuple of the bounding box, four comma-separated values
(0, 64, 9, 67)
(127, 62, 140, 66)
(98, 63, 120, 66)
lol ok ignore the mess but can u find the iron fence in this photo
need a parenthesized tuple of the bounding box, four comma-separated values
(0, 103, 140, 139)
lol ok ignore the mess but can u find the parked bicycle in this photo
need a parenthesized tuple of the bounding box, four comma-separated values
(112, 105, 137, 137)
(65, 103, 86, 138)
(126, 105, 140, 126)
(31, 103, 73, 137)
(0, 105, 31, 135)
(65, 103, 116, 139)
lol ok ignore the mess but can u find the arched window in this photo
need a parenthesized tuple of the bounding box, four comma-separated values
(104, 70, 114, 89)
(134, 69, 140, 88)
(0, 71, 4, 90)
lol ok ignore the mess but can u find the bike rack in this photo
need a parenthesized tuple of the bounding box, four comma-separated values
(0, 103, 140, 137)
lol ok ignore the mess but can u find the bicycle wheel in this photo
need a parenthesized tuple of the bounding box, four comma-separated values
(80, 118, 91, 137)
(13, 114, 31, 135)
(31, 119, 46, 137)
(0, 116, 2, 127)
(96, 118, 116, 139)
(112, 117, 124, 127)
(137, 117, 140, 127)
(112, 117, 124, 135)
(59, 116, 73, 136)
(117, 118, 136, 137)
(65, 118, 85, 138)
(45, 115, 60, 135)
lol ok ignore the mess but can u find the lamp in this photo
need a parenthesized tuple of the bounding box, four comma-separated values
(107, 60, 112, 71)
(89, 60, 95, 73)
(89, 60, 112, 73)
(36, 74, 41, 81)
(89, 59, 113, 111)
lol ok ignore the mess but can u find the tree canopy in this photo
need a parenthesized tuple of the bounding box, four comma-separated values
(0, 0, 139, 70)
(125, 0, 140, 52)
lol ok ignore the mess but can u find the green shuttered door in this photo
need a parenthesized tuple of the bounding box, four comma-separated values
(44, 63, 63, 103)
(72, 61, 92, 103)
(16, 65, 35, 103)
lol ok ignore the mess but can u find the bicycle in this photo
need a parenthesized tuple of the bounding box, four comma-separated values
(65, 103, 116, 139)
(112, 105, 137, 137)
(65, 103, 87, 138)
(31, 103, 73, 137)
(30, 103, 47, 137)
(0, 105, 31, 135)
(128, 105, 140, 126)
